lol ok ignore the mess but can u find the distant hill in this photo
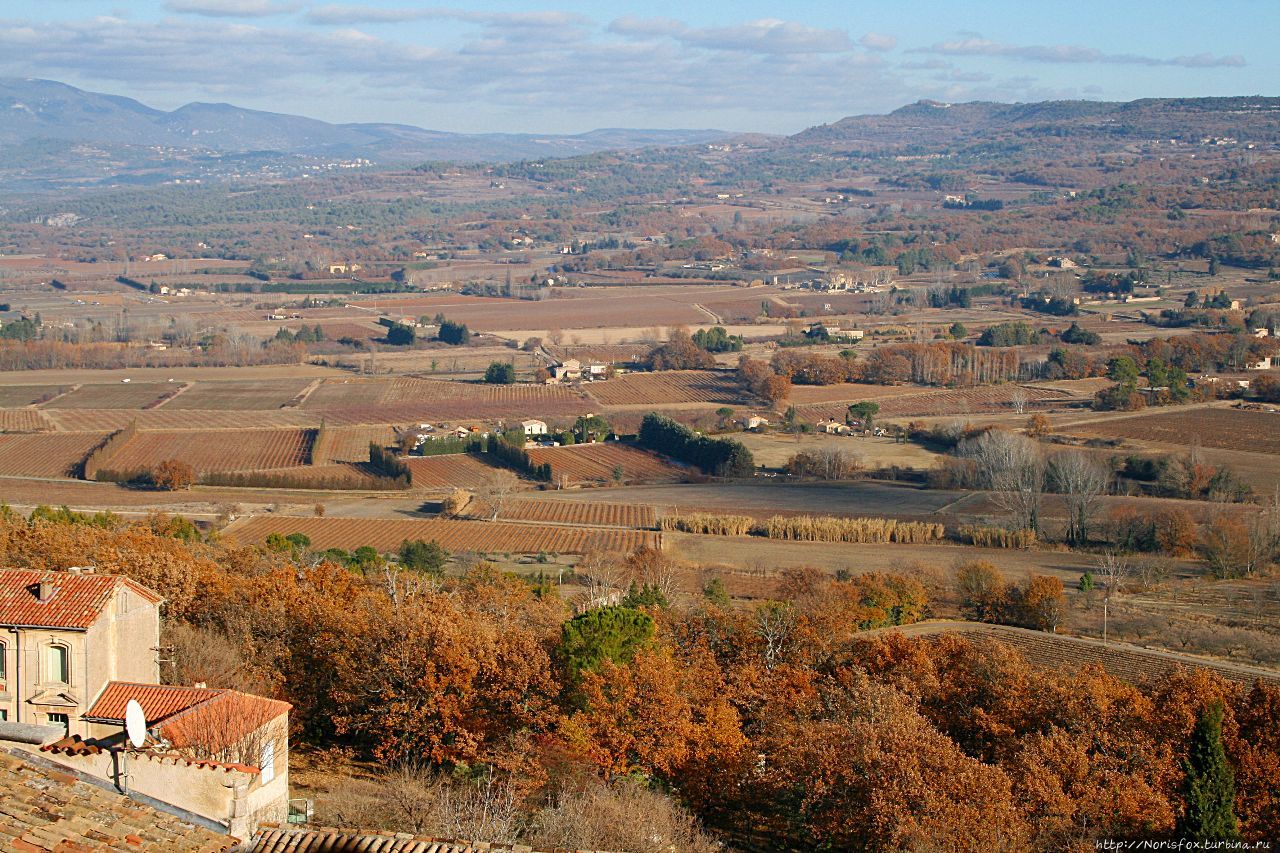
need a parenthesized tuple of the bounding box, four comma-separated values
(789, 96, 1280, 150)
(0, 78, 728, 189)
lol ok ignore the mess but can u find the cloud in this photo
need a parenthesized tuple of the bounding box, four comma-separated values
(859, 32, 897, 52)
(0, 12, 911, 130)
(919, 37, 1245, 68)
(306, 5, 584, 28)
(609, 16, 855, 55)
(165, 0, 299, 17)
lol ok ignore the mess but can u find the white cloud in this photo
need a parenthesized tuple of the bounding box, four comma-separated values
(860, 32, 897, 52)
(920, 37, 1245, 68)
(166, 0, 300, 17)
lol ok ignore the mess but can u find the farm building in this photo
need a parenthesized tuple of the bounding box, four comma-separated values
(522, 419, 549, 436)
(747, 415, 770, 430)
(547, 359, 582, 383)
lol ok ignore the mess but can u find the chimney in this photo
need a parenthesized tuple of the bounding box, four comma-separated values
(37, 581, 57, 602)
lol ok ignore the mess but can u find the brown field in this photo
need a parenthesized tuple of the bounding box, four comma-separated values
(1067, 406, 1280, 455)
(405, 454, 505, 489)
(534, 481, 964, 521)
(586, 370, 745, 407)
(43, 381, 172, 409)
(527, 443, 687, 484)
(101, 428, 313, 474)
(165, 378, 315, 410)
(796, 384, 1069, 422)
(313, 425, 397, 464)
(247, 463, 393, 489)
(466, 498, 656, 528)
(303, 377, 591, 422)
(0, 409, 56, 432)
(224, 515, 658, 554)
(734, 432, 942, 469)
(40, 409, 321, 432)
(0, 385, 69, 407)
(785, 383, 931, 405)
(0, 432, 107, 477)
(546, 344, 651, 364)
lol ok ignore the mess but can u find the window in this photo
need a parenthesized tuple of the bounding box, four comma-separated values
(47, 645, 70, 684)
(0, 640, 6, 683)
(259, 740, 276, 784)
(48, 713, 69, 734)
(0, 710, 7, 721)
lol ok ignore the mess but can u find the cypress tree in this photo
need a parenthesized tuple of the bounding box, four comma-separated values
(1177, 699, 1239, 841)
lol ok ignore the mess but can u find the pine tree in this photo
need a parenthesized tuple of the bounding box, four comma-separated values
(1177, 700, 1240, 841)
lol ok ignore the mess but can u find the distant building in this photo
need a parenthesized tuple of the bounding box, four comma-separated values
(1245, 357, 1273, 370)
(327, 263, 361, 275)
(746, 415, 769, 430)
(522, 419, 548, 436)
(547, 359, 582, 384)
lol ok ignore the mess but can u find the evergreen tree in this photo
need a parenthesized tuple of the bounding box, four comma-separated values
(1177, 700, 1239, 841)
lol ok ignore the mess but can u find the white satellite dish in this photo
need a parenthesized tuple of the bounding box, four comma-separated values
(124, 699, 147, 749)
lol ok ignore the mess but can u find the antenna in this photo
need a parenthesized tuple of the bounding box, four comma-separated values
(125, 699, 147, 749)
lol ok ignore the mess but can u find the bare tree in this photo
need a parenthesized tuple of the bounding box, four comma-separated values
(1009, 386, 1029, 415)
(1095, 550, 1130, 644)
(576, 549, 628, 606)
(474, 469, 519, 521)
(957, 430, 1046, 533)
(1048, 450, 1112, 545)
(754, 601, 798, 670)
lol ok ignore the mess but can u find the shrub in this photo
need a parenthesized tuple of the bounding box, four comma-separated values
(958, 525, 1037, 549)
(658, 513, 754, 536)
(758, 515, 944, 544)
(637, 413, 754, 477)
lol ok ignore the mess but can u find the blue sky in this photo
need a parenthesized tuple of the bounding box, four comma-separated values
(0, 0, 1274, 133)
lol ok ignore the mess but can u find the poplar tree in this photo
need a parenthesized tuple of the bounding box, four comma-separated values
(1177, 700, 1239, 841)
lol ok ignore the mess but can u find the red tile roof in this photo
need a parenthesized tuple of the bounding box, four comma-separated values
(0, 748, 237, 852)
(251, 826, 588, 853)
(86, 681, 291, 755)
(42, 734, 262, 775)
(0, 568, 162, 629)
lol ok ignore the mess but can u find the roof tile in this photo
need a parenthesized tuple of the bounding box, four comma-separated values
(0, 569, 161, 630)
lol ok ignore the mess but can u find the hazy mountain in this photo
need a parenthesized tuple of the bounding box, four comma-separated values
(0, 78, 727, 189)
(790, 96, 1280, 150)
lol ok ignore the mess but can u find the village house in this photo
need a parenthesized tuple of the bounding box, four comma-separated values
(522, 419, 548, 437)
(746, 415, 770, 430)
(0, 567, 293, 839)
(547, 358, 582, 383)
(1246, 357, 1273, 370)
(327, 262, 361, 275)
(0, 568, 162, 734)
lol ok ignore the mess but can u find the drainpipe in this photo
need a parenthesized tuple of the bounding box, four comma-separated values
(7, 628, 19, 725)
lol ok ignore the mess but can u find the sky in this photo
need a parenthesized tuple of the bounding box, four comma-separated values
(0, 0, 1275, 134)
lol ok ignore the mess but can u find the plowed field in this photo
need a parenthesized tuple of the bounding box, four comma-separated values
(405, 454, 505, 489)
(466, 498, 656, 528)
(101, 428, 313, 474)
(1067, 407, 1280, 455)
(586, 371, 745, 407)
(312, 425, 396, 464)
(0, 432, 108, 477)
(40, 409, 320, 432)
(0, 385, 68, 407)
(0, 409, 56, 432)
(225, 515, 658, 554)
(526, 443, 685, 483)
(43, 382, 171, 409)
(166, 379, 314, 410)
(797, 384, 1067, 422)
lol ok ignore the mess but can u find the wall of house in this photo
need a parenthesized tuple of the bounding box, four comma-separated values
(1, 628, 87, 733)
(15, 739, 257, 836)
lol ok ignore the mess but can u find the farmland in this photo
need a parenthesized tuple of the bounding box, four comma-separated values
(795, 383, 1072, 423)
(465, 498, 656, 528)
(224, 514, 659, 554)
(165, 378, 316, 410)
(0, 431, 106, 477)
(404, 454, 505, 489)
(42, 381, 172, 409)
(586, 370, 744, 407)
(526, 443, 687, 484)
(1067, 406, 1280, 455)
(98, 428, 313, 474)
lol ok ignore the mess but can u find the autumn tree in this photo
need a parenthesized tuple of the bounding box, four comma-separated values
(152, 458, 195, 490)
